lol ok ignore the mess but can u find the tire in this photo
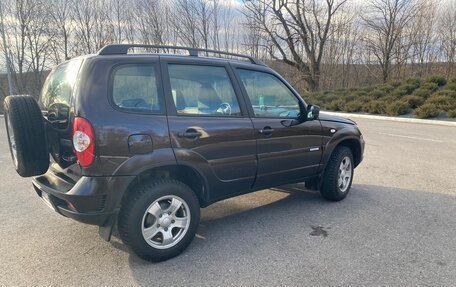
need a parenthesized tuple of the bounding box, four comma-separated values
(118, 179, 200, 262)
(3, 95, 49, 177)
(320, 146, 354, 201)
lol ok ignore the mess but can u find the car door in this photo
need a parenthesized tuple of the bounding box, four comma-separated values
(163, 58, 257, 201)
(234, 66, 323, 189)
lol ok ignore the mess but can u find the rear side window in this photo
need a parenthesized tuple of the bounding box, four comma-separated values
(168, 64, 241, 117)
(40, 58, 82, 121)
(112, 65, 161, 113)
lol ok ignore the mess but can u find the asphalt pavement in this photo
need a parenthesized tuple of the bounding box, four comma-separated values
(0, 117, 455, 286)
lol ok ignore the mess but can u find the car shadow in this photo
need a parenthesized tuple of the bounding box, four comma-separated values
(109, 183, 321, 249)
(106, 183, 456, 286)
(113, 183, 347, 261)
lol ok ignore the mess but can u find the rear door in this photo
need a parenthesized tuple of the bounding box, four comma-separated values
(40, 58, 83, 168)
(233, 66, 323, 188)
(163, 58, 257, 201)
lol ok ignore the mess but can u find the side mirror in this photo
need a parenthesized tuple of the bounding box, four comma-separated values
(306, 104, 320, 121)
(280, 101, 308, 127)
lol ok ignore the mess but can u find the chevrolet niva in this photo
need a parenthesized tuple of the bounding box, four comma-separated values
(4, 44, 364, 261)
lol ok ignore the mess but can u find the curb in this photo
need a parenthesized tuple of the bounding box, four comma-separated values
(322, 111, 456, 127)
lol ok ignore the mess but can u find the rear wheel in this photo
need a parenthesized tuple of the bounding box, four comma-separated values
(118, 179, 200, 262)
(320, 146, 354, 201)
(3, 95, 49, 177)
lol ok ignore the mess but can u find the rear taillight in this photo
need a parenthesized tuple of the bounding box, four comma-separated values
(72, 117, 95, 167)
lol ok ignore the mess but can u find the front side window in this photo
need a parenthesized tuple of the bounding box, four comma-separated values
(237, 69, 300, 118)
(112, 65, 161, 113)
(168, 64, 241, 116)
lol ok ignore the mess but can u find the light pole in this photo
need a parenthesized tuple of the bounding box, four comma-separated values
(0, 0, 14, 95)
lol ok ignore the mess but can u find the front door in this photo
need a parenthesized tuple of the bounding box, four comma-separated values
(235, 67, 323, 189)
(164, 60, 257, 201)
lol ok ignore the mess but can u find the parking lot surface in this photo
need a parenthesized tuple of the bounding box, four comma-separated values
(1, 117, 455, 286)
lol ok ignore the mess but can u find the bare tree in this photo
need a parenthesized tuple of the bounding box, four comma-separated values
(321, 4, 360, 89)
(243, 0, 348, 91)
(171, 0, 200, 47)
(49, 0, 72, 62)
(26, 0, 53, 95)
(362, 0, 421, 82)
(3, 0, 456, 103)
(242, 8, 264, 58)
(408, 0, 438, 77)
(211, 0, 221, 50)
(1, 0, 53, 96)
(0, 0, 15, 96)
(72, 0, 113, 54)
(221, 1, 239, 52)
(8, 0, 34, 93)
(195, 0, 213, 50)
(110, 0, 127, 43)
(134, 0, 167, 45)
(439, 0, 456, 77)
(71, 0, 95, 53)
(92, 0, 113, 49)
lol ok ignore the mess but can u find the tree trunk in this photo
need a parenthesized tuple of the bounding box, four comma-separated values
(307, 71, 320, 92)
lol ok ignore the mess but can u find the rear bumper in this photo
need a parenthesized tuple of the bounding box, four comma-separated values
(32, 170, 135, 226)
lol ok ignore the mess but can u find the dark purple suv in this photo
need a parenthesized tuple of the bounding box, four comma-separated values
(4, 44, 364, 262)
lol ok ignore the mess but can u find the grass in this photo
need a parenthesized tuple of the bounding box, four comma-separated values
(305, 75, 456, 119)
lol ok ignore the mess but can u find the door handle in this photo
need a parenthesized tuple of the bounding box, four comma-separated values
(259, 126, 274, 135)
(178, 129, 202, 139)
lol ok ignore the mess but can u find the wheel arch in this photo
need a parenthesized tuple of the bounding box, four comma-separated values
(322, 131, 363, 171)
(120, 164, 209, 208)
(333, 138, 362, 167)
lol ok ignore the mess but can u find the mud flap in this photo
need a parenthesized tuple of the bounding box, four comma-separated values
(98, 211, 118, 242)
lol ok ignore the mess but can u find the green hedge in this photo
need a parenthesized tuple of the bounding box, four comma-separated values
(305, 76, 456, 118)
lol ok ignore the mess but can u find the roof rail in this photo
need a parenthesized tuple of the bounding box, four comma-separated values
(97, 44, 265, 65)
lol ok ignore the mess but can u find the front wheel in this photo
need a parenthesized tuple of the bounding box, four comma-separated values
(320, 146, 354, 201)
(118, 179, 200, 262)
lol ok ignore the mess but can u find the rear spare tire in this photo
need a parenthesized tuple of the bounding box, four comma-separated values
(3, 95, 49, 177)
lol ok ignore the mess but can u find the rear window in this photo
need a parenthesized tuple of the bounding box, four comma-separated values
(40, 58, 82, 121)
(111, 65, 161, 113)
